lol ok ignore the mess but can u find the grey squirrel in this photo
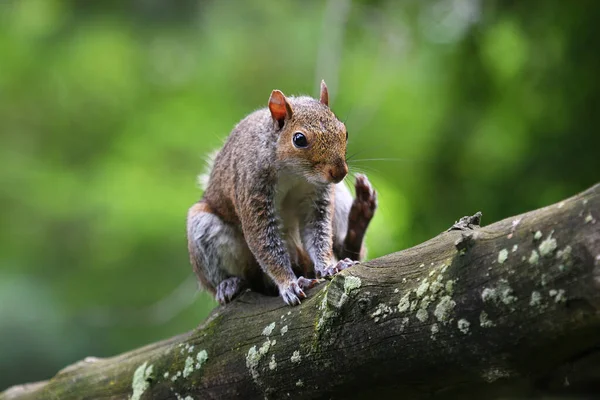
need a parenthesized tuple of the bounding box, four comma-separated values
(187, 81, 377, 306)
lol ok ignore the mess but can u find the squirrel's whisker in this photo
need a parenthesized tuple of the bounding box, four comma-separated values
(349, 157, 410, 163)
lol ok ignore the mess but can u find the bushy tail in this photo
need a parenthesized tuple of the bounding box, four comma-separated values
(197, 149, 220, 191)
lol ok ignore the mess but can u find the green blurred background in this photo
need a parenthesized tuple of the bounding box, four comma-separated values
(1, 0, 599, 390)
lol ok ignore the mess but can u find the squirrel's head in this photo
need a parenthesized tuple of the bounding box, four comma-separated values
(270, 81, 348, 185)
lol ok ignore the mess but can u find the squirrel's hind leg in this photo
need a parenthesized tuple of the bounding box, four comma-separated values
(332, 174, 377, 262)
(187, 201, 252, 304)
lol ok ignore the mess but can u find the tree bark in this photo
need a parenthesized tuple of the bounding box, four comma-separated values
(2, 184, 599, 400)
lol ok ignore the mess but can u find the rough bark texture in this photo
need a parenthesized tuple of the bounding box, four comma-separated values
(2, 184, 599, 400)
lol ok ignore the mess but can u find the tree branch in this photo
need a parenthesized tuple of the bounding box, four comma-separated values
(2, 184, 599, 400)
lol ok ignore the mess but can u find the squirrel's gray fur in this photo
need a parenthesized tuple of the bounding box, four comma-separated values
(187, 82, 377, 306)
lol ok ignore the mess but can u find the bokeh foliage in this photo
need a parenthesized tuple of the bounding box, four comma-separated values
(1, 0, 598, 389)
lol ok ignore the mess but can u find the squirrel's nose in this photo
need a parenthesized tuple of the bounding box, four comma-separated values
(328, 163, 348, 183)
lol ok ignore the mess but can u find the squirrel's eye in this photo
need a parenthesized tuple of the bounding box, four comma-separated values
(345, 130, 348, 141)
(293, 132, 308, 148)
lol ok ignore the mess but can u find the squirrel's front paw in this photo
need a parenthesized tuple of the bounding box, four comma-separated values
(317, 258, 359, 278)
(337, 257, 359, 271)
(278, 279, 307, 306)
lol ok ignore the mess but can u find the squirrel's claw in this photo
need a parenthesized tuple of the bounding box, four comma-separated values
(216, 277, 246, 305)
(337, 258, 359, 271)
(317, 265, 339, 278)
(297, 276, 319, 291)
(279, 279, 306, 306)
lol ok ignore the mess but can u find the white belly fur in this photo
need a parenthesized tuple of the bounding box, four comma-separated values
(275, 171, 314, 258)
(275, 170, 352, 266)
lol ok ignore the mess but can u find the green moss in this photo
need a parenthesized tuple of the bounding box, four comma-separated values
(410, 299, 418, 311)
(445, 280, 455, 296)
(343, 276, 362, 293)
(429, 280, 444, 295)
(500, 286, 517, 305)
(182, 356, 194, 378)
(170, 371, 181, 382)
(199, 314, 223, 338)
(280, 325, 288, 336)
(416, 279, 430, 298)
(433, 296, 456, 323)
(420, 295, 433, 310)
(397, 293, 411, 313)
(479, 311, 495, 328)
(549, 289, 567, 303)
(259, 339, 271, 356)
(246, 340, 273, 382)
(529, 291, 542, 307)
(482, 279, 517, 306)
(315, 289, 333, 333)
(534, 231, 543, 240)
(371, 303, 393, 323)
(416, 308, 428, 322)
(246, 345, 261, 380)
(195, 350, 208, 370)
(482, 367, 510, 383)
(400, 317, 409, 332)
(481, 288, 496, 303)
(538, 233, 557, 257)
(131, 362, 153, 400)
(457, 318, 470, 334)
(430, 323, 439, 336)
(498, 249, 509, 264)
(291, 350, 301, 364)
(528, 250, 539, 265)
(262, 322, 276, 336)
(269, 354, 277, 370)
(557, 245, 572, 264)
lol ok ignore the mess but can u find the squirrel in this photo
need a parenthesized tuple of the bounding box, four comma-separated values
(187, 81, 377, 306)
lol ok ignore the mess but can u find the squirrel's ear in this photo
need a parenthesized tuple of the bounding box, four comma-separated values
(319, 80, 329, 107)
(269, 90, 293, 129)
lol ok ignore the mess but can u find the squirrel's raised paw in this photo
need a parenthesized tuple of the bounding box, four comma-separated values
(351, 174, 377, 230)
(343, 174, 377, 256)
(216, 277, 246, 305)
(279, 279, 306, 306)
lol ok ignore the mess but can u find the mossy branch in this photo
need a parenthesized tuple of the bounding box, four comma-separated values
(2, 184, 599, 400)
